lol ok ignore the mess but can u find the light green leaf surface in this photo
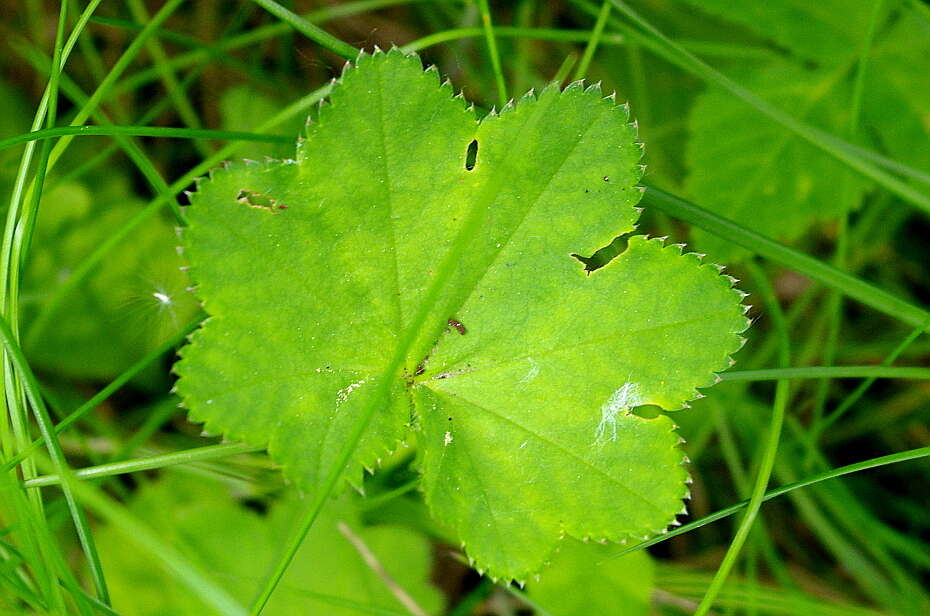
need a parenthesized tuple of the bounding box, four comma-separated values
(530, 539, 653, 616)
(676, 0, 885, 65)
(96, 473, 443, 615)
(686, 61, 870, 262)
(175, 49, 747, 580)
(864, 13, 930, 194)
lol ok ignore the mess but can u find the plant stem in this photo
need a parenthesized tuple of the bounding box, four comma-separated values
(720, 366, 930, 381)
(815, 320, 930, 436)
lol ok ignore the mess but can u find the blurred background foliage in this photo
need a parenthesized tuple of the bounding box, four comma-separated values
(0, 1, 928, 614)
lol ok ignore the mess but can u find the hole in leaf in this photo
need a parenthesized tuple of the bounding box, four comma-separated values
(629, 404, 661, 419)
(240, 497, 270, 516)
(237, 189, 287, 212)
(464, 139, 478, 171)
(571, 231, 635, 273)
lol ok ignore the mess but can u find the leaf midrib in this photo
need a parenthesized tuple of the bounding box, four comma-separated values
(390, 90, 564, 377)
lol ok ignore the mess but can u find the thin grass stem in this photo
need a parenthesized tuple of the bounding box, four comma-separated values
(573, 0, 611, 80)
(2, 316, 204, 473)
(720, 365, 930, 381)
(476, 0, 508, 106)
(692, 262, 789, 615)
(250, 0, 358, 59)
(23, 442, 263, 488)
(0, 312, 110, 604)
(0, 126, 292, 152)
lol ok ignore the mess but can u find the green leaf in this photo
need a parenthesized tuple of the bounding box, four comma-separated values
(220, 84, 304, 160)
(686, 61, 870, 262)
(175, 49, 748, 580)
(23, 176, 198, 386)
(96, 473, 444, 615)
(530, 539, 653, 616)
(676, 0, 886, 65)
(864, 13, 930, 194)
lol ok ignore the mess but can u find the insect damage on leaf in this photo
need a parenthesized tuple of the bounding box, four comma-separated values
(173, 48, 749, 582)
(236, 188, 287, 212)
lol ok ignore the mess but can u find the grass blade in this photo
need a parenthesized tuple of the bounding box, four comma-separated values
(606, 445, 930, 560)
(642, 186, 930, 332)
(250, 0, 358, 59)
(0, 126, 293, 152)
(22, 443, 263, 488)
(476, 0, 508, 106)
(692, 263, 790, 615)
(721, 366, 930, 381)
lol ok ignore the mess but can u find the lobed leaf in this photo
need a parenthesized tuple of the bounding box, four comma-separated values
(175, 49, 748, 580)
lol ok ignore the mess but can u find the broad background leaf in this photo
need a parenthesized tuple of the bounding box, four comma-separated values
(95, 473, 443, 615)
(863, 12, 930, 196)
(686, 61, 870, 262)
(24, 177, 197, 385)
(531, 539, 653, 616)
(676, 0, 887, 65)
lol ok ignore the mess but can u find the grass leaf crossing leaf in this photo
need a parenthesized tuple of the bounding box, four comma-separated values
(676, 0, 888, 66)
(174, 48, 748, 580)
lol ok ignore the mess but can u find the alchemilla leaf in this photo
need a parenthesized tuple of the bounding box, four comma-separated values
(686, 61, 870, 262)
(676, 0, 888, 66)
(174, 49, 748, 580)
(863, 12, 930, 196)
